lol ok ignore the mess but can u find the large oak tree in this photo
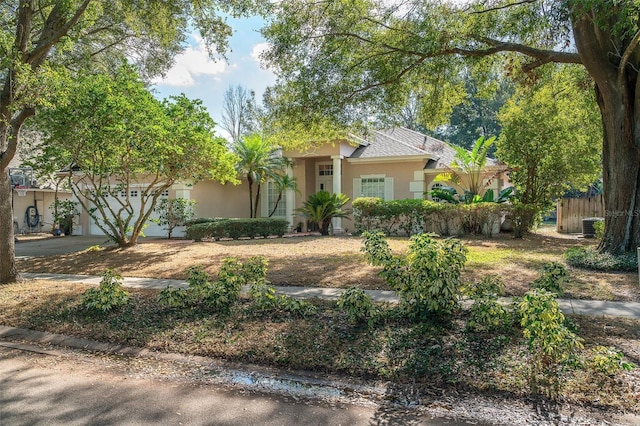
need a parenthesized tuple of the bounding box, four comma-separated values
(261, 0, 640, 254)
(0, 0, 259, 283)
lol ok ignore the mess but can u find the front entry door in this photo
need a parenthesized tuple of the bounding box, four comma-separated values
(316, 162, 333, 193)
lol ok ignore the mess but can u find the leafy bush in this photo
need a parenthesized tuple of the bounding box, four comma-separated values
(337, 287, 376, 326)
(507, 202, 540, 238)
(362, 231, 467, 317)
(152, 198, 197, 239)
(593, 220, 605, 240)
(82, 269, 130, 312)
(185, 217, 224, 226)
(186, 218, 289, 241)
(156, 286, 189, 308)
(353, 197, 509, 237)
(249, 282, 317, 318)
(565, 246, 638, 272)
(518, 289, 583, 397)
(586, 346, 635, 377)
(530, 262, 568, 296)
(463, 274, 510, 332)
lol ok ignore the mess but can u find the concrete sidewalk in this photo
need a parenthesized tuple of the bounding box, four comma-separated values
(22, 272, 640, 320)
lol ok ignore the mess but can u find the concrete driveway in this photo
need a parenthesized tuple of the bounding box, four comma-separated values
(15, 235, 115, 258)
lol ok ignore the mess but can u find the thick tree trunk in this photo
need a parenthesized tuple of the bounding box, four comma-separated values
(0, 169, 19, 283)
(573, 13, 640, 254)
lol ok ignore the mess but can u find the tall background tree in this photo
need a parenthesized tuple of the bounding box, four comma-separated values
(497, 65, 602, 213)
(33, 67, 237, 246)
(261, 0, 638, 254)
(220, 85, 260, 143)
(0, 0, 260, 283)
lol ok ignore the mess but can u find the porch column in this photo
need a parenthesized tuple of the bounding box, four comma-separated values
(331, 155, 344, 234)
(285, 165, 295, 231)
(173, 183, 191, 200)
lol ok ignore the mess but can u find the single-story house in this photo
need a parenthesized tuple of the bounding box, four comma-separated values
(73, 127, 509, 237)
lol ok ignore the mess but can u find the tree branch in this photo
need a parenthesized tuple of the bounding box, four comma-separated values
(28, 0, 92, 67)
(618, 29, 640, 79)
(469, 0, 538, 15)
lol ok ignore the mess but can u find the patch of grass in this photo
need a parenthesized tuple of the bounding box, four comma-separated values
(1, 280, 639, 412)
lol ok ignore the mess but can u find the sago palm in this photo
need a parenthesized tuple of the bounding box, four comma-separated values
(296, 191, 351, 235)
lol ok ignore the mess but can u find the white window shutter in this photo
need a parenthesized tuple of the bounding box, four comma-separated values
(261, 182, 269, 218)
(384, 177, 394, 200)
(353, 178, 362, 199)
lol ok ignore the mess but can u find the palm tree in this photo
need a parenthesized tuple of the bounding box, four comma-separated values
(434, 136, 508, 203)
(268, 174, 299, 217)
(234, 134, 290, 218)
(296, 191, 351, 235)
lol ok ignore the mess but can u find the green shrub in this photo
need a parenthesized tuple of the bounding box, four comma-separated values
(463, 275, 510, 332)
(249, 282, 317, 318)
(337, 287, 376, 326)
(185, 217, 224, 226)
(157, 286, 189, 308)
(186, 218, 289, 241)
(82, 269, 130, 312)
(593, 220, 605, 240)
(530, 262, 568, 296)
(362, 231, 467, 318)
(506, 202, 541, 238)
(565, 246, 638, 272)
(353, 197, 507, 237)
(157, 260, 258, 314)
(518, 289, 583, 398)
(586, 346, 635, 377)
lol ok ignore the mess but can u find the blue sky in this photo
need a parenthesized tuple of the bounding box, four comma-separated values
(151, 16, 276, 140)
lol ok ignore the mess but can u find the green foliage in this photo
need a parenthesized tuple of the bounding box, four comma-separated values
(434, 136, 508, 201)
(362, 232, 467, 317)
(565, 247, 638, 272)
(296, 191, 351, 235)
(518, 289, 584, 397)
(153, 198, 197, 239)
(156, 286, 189, 309)
(249, 282, 317, 318)
(507, 202, 541, 238)
(234, 133, 292, 218)
(82, 269, 130, 313)
(463, 275, 510, 332)
(49, 198, 79, 235)
(352, 197, 427, 236)
(337, 287, 376, 326)
(34, 66, 237, 247)
(353, 197, 511, 237)
(586, 346, 635, 377)
(593, 220, 605, 240)
(497, 65, 602, 209)
(530, 262, 568, 297)
(185, 218, 289, 241)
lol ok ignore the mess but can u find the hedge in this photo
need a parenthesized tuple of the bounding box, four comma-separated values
(353, 197, 537, 237)
(186, 218, 290, 241)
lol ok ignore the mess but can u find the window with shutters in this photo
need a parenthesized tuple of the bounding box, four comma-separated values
(353, 175, 393, 200)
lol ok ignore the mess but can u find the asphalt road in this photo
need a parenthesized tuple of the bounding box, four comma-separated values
(15, 235, 115, 258)
(0, 343, 451, 426)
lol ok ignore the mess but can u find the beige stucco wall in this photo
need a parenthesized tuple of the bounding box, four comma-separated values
(190, 180, 252, 219)
(12, 189, 72, 234)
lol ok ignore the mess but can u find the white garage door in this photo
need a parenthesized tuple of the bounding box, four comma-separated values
(88, 189, 168, 237)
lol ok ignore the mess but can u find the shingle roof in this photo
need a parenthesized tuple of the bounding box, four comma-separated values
(348, 127, 498, 169)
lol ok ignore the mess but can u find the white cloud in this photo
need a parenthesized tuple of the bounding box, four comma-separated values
(250, 42, 270, 65)
(153, 35, 229, 87)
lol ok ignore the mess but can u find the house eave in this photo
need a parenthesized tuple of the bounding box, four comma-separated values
(346, 155, 433, 164)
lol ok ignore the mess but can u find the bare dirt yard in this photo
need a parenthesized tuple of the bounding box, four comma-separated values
(17, 228, 640, 301)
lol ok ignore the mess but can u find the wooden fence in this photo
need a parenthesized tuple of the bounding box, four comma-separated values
(556, 195, 604, 234)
